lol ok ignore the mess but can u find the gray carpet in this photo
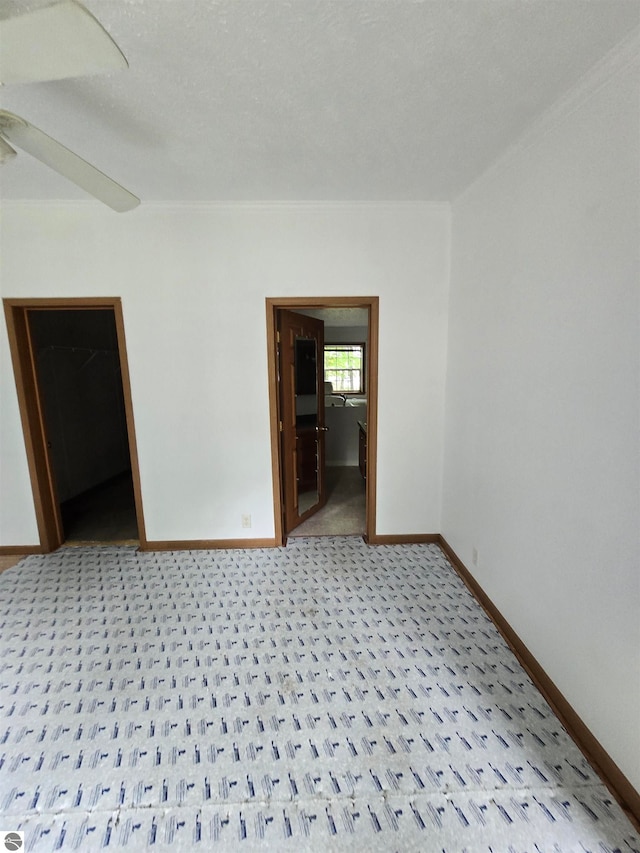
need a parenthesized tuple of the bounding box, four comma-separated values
(0, 537, 637, 852)
(289, 466, 365, 537)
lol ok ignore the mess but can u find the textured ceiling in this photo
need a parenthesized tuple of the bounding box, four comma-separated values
(0, 0, 638, 203)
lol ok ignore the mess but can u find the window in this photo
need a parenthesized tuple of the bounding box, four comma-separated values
(324, 343, 365, 394)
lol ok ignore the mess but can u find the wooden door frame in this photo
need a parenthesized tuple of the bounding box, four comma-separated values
(3, 297, 147, 552)
(266, 296, 379, 546)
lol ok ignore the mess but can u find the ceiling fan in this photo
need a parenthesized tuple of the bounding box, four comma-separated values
(0, 0, 140, 211)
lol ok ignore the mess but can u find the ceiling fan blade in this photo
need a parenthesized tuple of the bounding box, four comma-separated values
(0, 0, 128, 85)
(0, 135, 17, 163)
(0, 111, 139, 212)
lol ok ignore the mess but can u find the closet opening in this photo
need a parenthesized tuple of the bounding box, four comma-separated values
(3, 298, 145, 551)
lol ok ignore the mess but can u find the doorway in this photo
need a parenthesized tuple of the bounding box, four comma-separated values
(266, 296, 378, 545)
(3, 298, 145, 552)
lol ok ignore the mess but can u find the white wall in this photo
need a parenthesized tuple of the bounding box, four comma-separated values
(442, 56, 640, 789)
(0, 202, 450, 544)
(325, 324, 369, 346)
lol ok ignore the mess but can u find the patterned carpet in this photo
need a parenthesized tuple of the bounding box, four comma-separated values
(0, 538, 637, 852)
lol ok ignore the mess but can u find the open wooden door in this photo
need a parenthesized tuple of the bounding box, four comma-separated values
(277, 309, 327, 535)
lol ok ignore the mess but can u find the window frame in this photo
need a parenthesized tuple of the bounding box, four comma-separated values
(323, 341, 366, 396)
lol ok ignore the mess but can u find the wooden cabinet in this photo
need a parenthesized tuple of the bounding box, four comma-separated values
(358, 421, 367, 480)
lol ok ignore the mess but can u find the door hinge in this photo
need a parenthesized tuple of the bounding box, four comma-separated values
(276, 330, 281, 344)
(279, 420, 283, 433)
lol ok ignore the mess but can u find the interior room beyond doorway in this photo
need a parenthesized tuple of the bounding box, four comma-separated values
(270, 300, 376, 541)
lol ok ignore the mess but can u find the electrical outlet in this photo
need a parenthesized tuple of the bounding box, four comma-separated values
(472, 547, 479, 567)
(241, 514, 252, 529)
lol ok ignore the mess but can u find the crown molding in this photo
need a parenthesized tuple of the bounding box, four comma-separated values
(0, 199, 451, 213)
